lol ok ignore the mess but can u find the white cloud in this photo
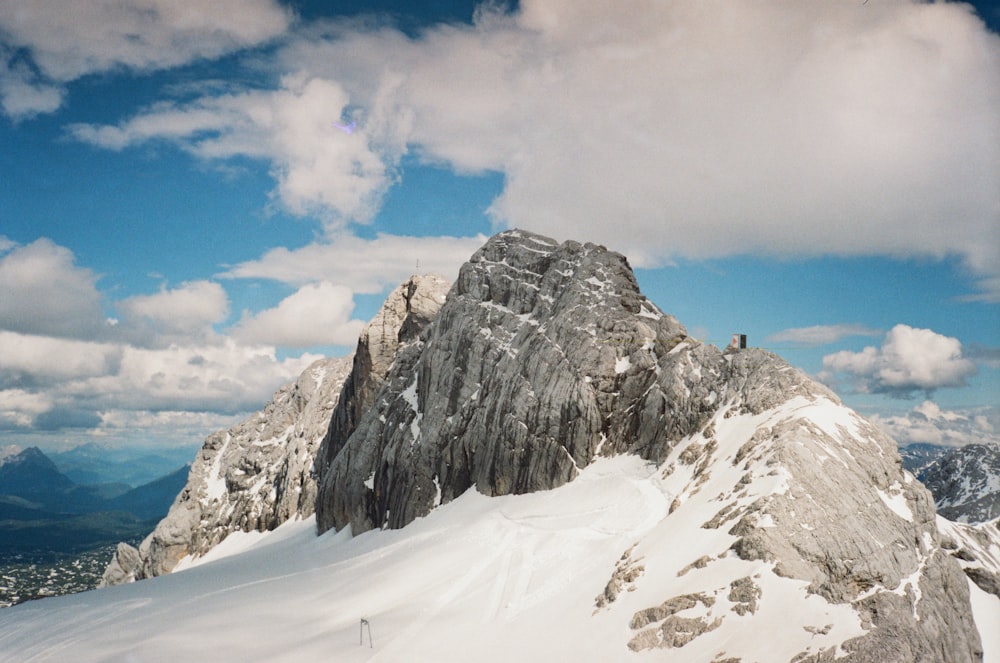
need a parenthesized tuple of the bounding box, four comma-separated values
(117, 280, 229, 345)
(220, 232, 483, 291)
(70, 74, 399, 227)
(0, 54, 62, 119)
(0, 388, 52, 429)
(66, 340, 323, 415)
(234, 281, 365, 348)
(822, 324, 978, 397)
(0, 331, 122, 384)
(0, 0, 292, 117)
(0, 239, 107, 339)
(69, 1, 1000, 295)
(767, 324, 882, 347)
(869, 401, 999, 447)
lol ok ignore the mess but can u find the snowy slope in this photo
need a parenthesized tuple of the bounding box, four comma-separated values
(2, 402, 995, 662)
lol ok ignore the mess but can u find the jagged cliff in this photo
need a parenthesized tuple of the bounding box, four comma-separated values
(313, 229, 986, 660)
(101, 355, 353, 585)
(102, 275, 450, 585)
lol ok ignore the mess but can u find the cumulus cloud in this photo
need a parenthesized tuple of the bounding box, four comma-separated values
(0, 0, 291, 117)
(767, 324, 882, 347)
(66, 340, 322, 415)
(0, 331, 122, 385)
(869, 400, 999, 447)
(69, 0, 1000, 296)
(822, 324, 978, 397)
(0, 237, 341, 438)
(117, 280, 229, 346)
(220, 232, 484, 290)
(233, 281, 366, 348)
(0, 388, 52, 430)
(0, 239, 107, 339)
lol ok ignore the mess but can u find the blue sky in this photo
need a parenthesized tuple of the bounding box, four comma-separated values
(0, 0, 997, 455)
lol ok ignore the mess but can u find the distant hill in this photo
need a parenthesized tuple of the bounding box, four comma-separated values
(105, 465, 190, 520)
(0, 447, 74, 499)
(51, 442, 199, 487)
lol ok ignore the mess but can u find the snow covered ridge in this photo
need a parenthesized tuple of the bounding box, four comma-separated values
(305, 229, 990, 658)
(2, 444, 997, 660)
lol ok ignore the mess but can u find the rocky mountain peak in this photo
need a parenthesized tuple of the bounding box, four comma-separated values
(311, 229, 985, 659)
(314, 230, 838, 535)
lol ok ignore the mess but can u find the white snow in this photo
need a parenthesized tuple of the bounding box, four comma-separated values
(614, 356, 631, 374)
(1, 397, 993, 662)
(0, 453, 871, 663)
(203, 433, 232, 503)
(877, 486, 914, 523)
(968, 578, 1000, 663)
(400, 375, 422, 443)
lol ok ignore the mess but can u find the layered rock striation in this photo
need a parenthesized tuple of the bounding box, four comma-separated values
(313, 229, 986, 659)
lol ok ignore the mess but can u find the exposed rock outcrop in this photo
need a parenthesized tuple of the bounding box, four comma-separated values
(314, 274, 450, 484)
(313, 229, 986, 660)
(316, 230, 695, 533)
(101, 274, 451, 586)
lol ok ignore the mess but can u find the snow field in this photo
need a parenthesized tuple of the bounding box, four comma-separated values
(1, 396, 996, 662)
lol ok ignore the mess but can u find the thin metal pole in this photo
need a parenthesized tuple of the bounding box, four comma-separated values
(360, 618, 372, 648)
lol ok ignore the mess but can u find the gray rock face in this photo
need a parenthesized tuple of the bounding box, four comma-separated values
(314, 274, 450, 484)
(316, 230, 696, 533)
(313, 229, 986, 659)
(100, 542, 143, 586)
(101, 355, 353, 584)
(919, 442, 1000, 524)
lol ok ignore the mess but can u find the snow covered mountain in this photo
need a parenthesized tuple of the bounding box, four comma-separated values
(4, 230, 997, 661)
(308, 230, 990, 659)
(918, 443, 1000, 525)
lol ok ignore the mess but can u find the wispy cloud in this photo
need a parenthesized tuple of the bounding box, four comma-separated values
(821, 324, 978, 398)
(219, 232, 485, 291)
(69, 74, 400, 227)
(767, 324, 882, 347)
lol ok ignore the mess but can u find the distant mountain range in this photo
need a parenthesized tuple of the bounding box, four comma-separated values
(49, 442, 199, 487)
(899, 442, 1000, 525)
(0, 446, 188, 560)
